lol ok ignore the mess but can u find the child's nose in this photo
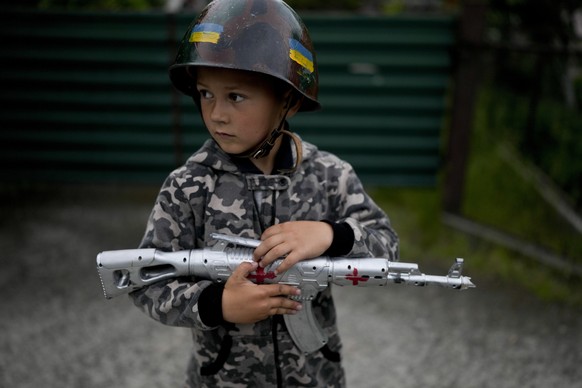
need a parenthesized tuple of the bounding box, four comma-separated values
(209, 99, 228, 123)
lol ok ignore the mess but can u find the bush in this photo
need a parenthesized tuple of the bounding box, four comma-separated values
(479, 86, 582, 211)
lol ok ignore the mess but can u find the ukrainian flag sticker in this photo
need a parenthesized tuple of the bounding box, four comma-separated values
(189, 23, 224, 44)
(289, 39, 314, 73)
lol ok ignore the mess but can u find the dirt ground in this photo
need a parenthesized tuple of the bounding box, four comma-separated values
(1, 184, 580, 388)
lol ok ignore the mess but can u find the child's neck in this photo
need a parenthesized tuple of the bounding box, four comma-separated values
(250, 137, 282, 174)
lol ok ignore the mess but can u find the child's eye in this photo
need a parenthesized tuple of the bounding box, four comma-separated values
(198, 89, 213, 100)
(229, 93, 245, 103)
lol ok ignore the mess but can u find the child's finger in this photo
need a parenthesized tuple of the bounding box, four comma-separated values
(272, 254, 300, 274)
(264, 283, 301, 298)
(253, 234, 284, 263)
(232, 261, 259, 280)
(270, 298, 303, 316)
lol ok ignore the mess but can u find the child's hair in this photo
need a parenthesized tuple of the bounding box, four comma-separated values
(169, 0, 320, 112)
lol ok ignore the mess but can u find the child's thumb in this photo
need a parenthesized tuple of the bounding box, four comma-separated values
(233, 261, 259, 280)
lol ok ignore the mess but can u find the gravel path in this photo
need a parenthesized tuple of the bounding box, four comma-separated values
(1, 185, 580, 388)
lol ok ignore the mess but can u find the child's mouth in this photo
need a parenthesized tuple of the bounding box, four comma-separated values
(215, 131, 234, 139)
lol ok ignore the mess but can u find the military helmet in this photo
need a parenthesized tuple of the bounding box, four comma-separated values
(169, 0, 320, 111)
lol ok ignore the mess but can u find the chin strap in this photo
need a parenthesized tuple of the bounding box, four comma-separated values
(233, 121, 303, 173)
(245, 119, 287, 160)
(232, 97, 303, 172)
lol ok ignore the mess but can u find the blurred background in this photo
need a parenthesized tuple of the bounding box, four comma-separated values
(1, 0, 581, 387)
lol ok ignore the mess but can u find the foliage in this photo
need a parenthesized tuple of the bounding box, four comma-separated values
(478, 86, 582, 211)
(488, 0, 581, 46)
(487, 0, 581, 104)
(467, 87, 582, 257)
(484, 0, 582, 208)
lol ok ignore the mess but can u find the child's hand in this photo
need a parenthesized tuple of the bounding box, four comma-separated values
(253, 221, 333, 274)
(222, 261, 302, 324)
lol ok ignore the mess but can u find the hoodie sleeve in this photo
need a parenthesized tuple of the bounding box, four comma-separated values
(129, 173, 222, 330)
(328, 159, 399, 261)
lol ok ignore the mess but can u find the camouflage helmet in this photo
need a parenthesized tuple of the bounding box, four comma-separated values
(169, 0, 320, 112)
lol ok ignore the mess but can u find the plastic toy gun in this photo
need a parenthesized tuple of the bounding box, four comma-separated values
(97, 233, 475, 354)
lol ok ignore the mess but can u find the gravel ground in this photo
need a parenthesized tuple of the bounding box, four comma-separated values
(1, 184, 580, 388)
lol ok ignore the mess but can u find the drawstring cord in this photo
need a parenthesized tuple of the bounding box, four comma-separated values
(277, 128, 303, 174)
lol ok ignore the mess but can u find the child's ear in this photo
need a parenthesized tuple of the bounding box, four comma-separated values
(283, 92, 302, 117)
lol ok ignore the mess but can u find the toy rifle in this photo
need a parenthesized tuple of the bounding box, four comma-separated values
(96, 233, 475, 354)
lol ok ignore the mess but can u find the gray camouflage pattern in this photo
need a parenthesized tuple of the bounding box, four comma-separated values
(130, 136, 398, 387)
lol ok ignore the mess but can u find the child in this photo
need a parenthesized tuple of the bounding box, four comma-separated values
(130, 0, 399, 386)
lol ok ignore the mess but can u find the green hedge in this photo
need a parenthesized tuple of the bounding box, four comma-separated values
(481, 87, 582, 210)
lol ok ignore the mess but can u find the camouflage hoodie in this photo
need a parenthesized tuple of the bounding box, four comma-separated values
(131, 135, 398, 387)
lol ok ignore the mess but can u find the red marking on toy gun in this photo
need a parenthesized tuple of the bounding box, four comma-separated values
(345, 268, 369, 286)
(248, 267, 277, 284)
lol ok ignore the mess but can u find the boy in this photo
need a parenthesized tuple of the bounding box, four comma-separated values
(130, 0, 399, 386)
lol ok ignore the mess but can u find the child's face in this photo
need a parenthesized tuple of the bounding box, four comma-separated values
(196, 67, 290, 157)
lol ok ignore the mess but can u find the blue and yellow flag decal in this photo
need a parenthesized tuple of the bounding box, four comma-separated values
(190, 23, 223, 44)
(289, 39, 314, 73)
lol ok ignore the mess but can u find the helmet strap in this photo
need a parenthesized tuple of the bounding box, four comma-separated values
(230, 113, 304, 173)
(232, 95, 295, 160)
(246, 112, 289, 160)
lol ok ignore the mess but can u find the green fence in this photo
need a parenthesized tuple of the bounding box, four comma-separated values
(0, 8, 456, 186)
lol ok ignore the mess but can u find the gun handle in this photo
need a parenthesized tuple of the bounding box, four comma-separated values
(284, 300, 328, 354)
